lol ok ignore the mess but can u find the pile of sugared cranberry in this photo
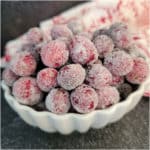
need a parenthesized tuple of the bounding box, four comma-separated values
(2, 22, 149, 114)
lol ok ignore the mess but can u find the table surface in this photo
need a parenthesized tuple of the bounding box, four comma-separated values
(1, 1, 149, 149)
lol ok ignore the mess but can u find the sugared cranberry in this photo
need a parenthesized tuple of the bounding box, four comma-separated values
(26, 27, 43, 44)
(40, 40, 69, 68)
(51, 25, 73, 40)
(37, 68, 58, 92)
(45, 88, 70, 114)
(126, 57, 149, 84)
(104, 51, 133, 76)
(93, 35, 114, 58)
(10, 51, 37, 76)
(2, 68, 19, 86)
(57, 64, 86, 90)
(109, 22, 131, 49)
(86, 64, 112, 89)
(12, 77, 43, 106)
(96, 86, 120, 109)
(70, 84, 98, 113)
(70, 35, 98, 65)
(92, 28, 110, 41)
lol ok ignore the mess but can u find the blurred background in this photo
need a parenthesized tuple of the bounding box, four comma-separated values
(1, 1, 149, 149)
(1, 1, 85, 53)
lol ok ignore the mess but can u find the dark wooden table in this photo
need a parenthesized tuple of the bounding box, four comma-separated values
(1, 1, 149, 149)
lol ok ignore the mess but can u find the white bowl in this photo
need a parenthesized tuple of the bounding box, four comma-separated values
(2, 53, 150, 134)
(2, 1, 150, 134)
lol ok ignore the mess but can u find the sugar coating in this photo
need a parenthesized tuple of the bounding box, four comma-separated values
(96, 86, 120, 109)
(109, 22, 131, 49)
(111, 75, 124, 87)
(67, 20, 83, 34)
(57, 64, 86, 90)
(70, 84, 98, 113)
(86, 64, 112, 89)
(45, 88, 70, 114)
(92, 28, 110, 41)
(93, 35, 114, 58)
(27, 27, 43, 44)
(40, 40, 69, 68)
(10, 51, 37, 76)
(2, 68, 19, 86)
(118, 83, 132, 99)
(70, 35, 98, 65)
(104, 51, 133, 76)
(37, 68, 58, 92)
(22, 43, 40, 61)
(12, 77, 43, 106)
(126, 57, 149, 84)
(51, 25, 73, 40)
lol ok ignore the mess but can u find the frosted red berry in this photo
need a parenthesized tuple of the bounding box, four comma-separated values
(51, 25, 73, 40)
(70, 84, 98, 113)
(45, 88, 70, 114)
(126, 57, 149, 84)
(86, 64, 112, 89)
(22, 43, 40, 61)
(27, 27, 43, 44)
(104, 51, 133, 76)
(93, 35, 114, 58)
(40, 40, 69, 68)
(70, 35, 98, 65)
(10, 51, 37, 76)
(109, 22, 131, 49)
(96, 86, 120, 109)
(92, 28, 110, 41)
(12, 77, 43, 106)
(2, 68, 19, 86)
(57, 64, 86, 90)
(37, 68, 58, 92)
